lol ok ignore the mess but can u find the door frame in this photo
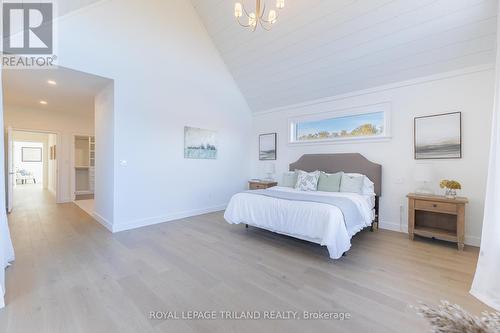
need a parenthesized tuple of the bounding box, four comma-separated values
(7, 127, 13, 213)
(7, 127, 62, 204)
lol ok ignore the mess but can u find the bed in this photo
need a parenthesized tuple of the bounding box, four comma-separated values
(224, 153, 382, 259)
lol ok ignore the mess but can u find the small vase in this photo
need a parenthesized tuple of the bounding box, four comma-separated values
(445, 188, 457, 199)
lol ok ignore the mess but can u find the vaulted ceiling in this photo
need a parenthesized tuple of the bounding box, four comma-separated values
(53, 0, 102, 17)
(191, 0, 498, 112)
(11, 0, 102, 18)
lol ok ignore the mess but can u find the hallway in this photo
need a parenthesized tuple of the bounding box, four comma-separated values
(0, 185, 118, 332)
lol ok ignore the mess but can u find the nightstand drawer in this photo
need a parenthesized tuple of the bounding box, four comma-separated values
(248, 181, 278, 190)
(415, 200, 457, 214)
(250, 183, 269, 190)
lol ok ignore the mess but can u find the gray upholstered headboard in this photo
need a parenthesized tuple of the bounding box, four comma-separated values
(289, 153, 382, 196)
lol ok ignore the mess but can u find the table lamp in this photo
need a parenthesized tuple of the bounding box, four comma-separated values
(264, 163, 276, 181)
(415, 164, 433, 194)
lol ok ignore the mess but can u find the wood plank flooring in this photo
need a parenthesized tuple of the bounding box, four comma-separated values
(0, 186, 491, 332)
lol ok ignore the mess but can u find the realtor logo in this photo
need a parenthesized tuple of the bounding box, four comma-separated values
(3, 3, 53, 54)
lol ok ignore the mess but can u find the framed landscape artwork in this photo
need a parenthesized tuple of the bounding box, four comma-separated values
(184, 126, 218, 159)
(259, 133, 277, 160)
(414, 112, 462, 160)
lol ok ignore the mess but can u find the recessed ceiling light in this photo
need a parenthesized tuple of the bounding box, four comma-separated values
(40, 100, 48, 105)
(47, 80, 57, 85)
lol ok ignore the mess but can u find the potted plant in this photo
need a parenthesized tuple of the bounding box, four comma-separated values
(439, 180, 462, 199)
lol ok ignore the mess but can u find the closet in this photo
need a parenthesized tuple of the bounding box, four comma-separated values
(74, 136, 95, 197)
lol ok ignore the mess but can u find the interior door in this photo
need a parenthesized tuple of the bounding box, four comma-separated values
(7, 127, 13, 213)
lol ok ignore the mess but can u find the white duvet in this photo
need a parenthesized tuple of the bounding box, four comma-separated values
(224, 187, 374, 259)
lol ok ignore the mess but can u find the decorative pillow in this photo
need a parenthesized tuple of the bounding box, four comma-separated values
(345, 173, 376, 196)
(317, 171, 343, 192)
(295, 170, 320, 191)
(340, 173, 364, 194)
(282, 171, 298, 188)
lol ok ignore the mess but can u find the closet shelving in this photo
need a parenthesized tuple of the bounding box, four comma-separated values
(74, 136, 95, 196)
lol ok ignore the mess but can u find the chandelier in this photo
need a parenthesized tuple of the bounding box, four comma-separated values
(234, 0, 285, 31)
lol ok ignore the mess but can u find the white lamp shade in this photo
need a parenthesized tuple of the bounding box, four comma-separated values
(264, 163, 276, 174)
(415, 164, 432, 182)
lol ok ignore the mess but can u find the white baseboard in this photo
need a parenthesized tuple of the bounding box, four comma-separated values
(464, 235, 481, 247)
(379, 220, 406, 233)
(58, 199, 73, 204)
(470, 289, 500, 312)
(379, 220, 481, 247)
(92, 212, 113, 232)
(91, 208, 483, 247)
(111, 204, 227, 233)
(57, 195, 73, 204)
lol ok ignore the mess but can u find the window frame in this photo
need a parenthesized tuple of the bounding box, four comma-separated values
(288, 103, 392, 145)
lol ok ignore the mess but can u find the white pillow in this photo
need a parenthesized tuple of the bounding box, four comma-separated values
(295, 170, 320, 191)
(345, 173, 376, 196)
(340, 174, 364, 194)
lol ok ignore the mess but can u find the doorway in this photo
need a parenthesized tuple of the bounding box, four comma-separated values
(6, 129, 58, 212)
(3, 66, 114, 228)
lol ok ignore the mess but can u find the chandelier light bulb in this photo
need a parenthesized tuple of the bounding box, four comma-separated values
(249, 12, 257, 27)
(234, 1, 284, 31)
(268, 10, 277, 24)
(234, 2, 243, 18)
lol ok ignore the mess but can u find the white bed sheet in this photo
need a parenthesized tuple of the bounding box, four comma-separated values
(224, 187, 374, 259)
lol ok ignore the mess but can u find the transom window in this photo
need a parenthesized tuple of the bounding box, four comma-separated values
(289, 104, 390, 144)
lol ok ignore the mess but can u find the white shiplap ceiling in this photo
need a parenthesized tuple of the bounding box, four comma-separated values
(191, 0, 498, 112)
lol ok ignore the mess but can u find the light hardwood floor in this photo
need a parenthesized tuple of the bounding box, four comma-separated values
(0, 186, 490, 333)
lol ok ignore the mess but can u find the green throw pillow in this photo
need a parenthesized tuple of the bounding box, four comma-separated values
(282, 172, 298, 188)
(317, 172, 343, 192)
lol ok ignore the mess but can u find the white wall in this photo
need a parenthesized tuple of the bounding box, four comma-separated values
(94, 83, 114, 228)
(252, 67, 495, 246)
(4, 106, 94, 202)
(54, 0, 252, 231)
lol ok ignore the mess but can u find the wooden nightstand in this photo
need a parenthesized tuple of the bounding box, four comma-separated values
(407, 193, 468, 251)
(248, 180, 278, 190)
